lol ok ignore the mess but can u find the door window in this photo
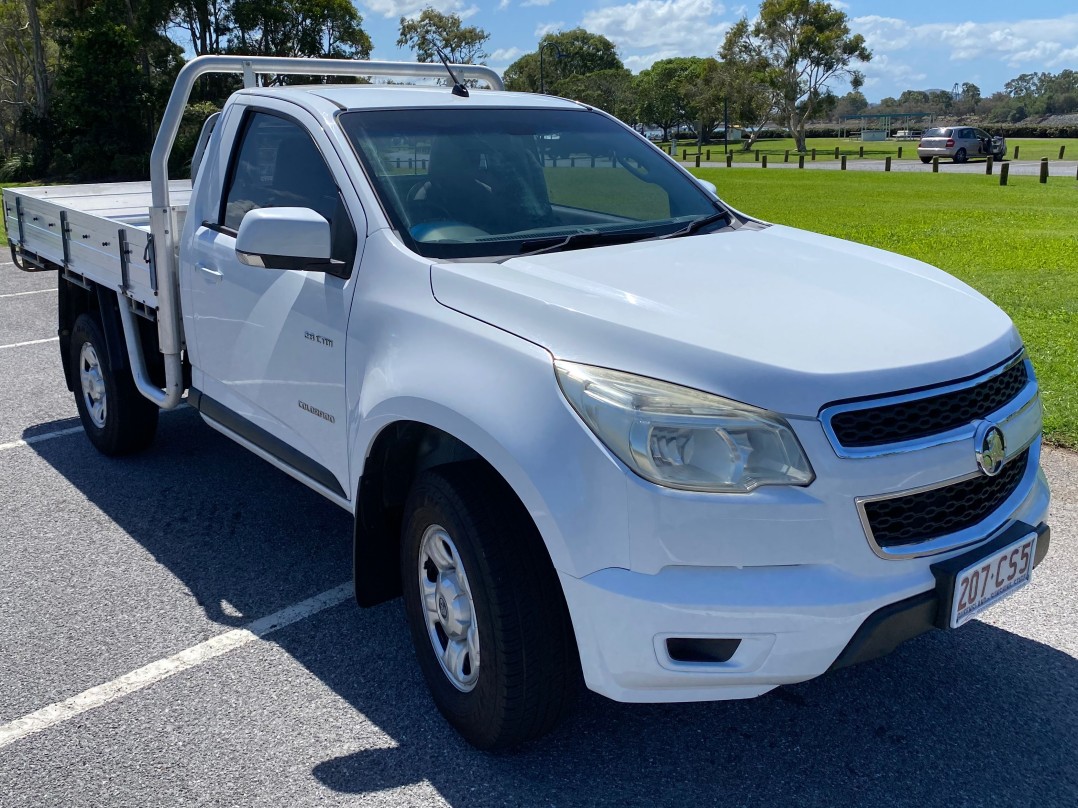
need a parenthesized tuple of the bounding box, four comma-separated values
(220, 111, 356, 265)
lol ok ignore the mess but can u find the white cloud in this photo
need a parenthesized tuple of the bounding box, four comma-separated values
(489, 46, 524, 62)
(535, 20, 565, 37)
(582, 0, 729, 53)
(496, 0, 509, 8)
(367, 0, 474, 18)
(853, 13, 1078, 70)
(521, 0, 554, 5)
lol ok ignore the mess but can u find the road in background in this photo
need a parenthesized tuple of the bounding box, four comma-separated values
(1, 261, 1075, 807)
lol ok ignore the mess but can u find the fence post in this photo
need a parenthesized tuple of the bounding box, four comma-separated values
(725, 153, 732, 168)
(590, 156, 596, 168)
(834, 146, 840, 159)
(1040, 157, 1049, 183)
(570, 157, 576, 167)
(932, 156, 939, 173)
(986, 155, 994, 175)
(885, 156, 891, 172)
(898, 146, 903, 159)
(1013, 145, 1019, 159)
(1000, 162, 1009, 186)
(784, 149, 790, 163)
(798, 154, 805, 169)
(811, 148, 817, 161)
(695, 152, 701, 168)
(1059, 145, 1066, 160)
(859, 145, 864, 158)
(755, 149, 760, 162)
(706, 149, 711, 161)
(762, 154, 768, 168)
(840, 155, 847, 170)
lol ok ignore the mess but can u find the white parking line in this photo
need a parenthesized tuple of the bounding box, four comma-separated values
(0, 336, 59, 350)
(0, 288, 55, 299)
(0, 582, 353, 749)
(0, 425, 86, 453)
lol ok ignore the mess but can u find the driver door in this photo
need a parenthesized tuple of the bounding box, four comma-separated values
(189, 106, 363, 498)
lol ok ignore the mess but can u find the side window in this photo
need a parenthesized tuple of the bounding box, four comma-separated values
(221, 111, 356, 264)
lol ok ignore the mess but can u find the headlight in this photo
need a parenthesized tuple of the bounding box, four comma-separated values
(555, 361, 814, 493)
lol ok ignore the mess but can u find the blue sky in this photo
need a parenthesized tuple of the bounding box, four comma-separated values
(353, 0, 1078, 100)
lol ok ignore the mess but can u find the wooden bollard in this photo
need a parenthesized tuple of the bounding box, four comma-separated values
(1040, 157, 1048, 183)
(834, 146, 840, 159)
(932, 155, 939, 173)
(695, 152, 701, 168)
(755, 149, 760, 162)
(1000, 162, 1009, 186)
(570, 157, 576, 167)
(590, 156, 596, 167)
(811, 148, 817, 161)
(1013, 145, 1019, 159)
(859, 145, 864, 158)
(986, 155, 994, 175)
(784, 149, 790, 162)
(1059, 145, 1065, 160)
(798, 154, 805, 169)
(898, 146, 903, 159)
(762, 155, 768, 168)
(706, 149, 711, 161)
(885, 156, 891, 172)
(840, 155, 847, 170)
(726, 153, 733, 168)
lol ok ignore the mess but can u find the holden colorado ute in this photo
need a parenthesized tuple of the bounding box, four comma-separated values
(3, 56, 1051, 749)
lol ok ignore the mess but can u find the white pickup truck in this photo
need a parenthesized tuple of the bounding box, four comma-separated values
(5, 56, 1051, 750)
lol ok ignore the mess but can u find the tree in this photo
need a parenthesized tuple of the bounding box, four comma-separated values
(554, 68, 634, 122)
(172, 0, 231, 56)
(503, 28, 621, 93)
(633, 58, 700, 141)
(48, 0, 182, 178)
(722, 0, 870, 152)
(719, 23, 779, 149)
(397, 7, 488, 65)
(227, 0, 371, 63)
(960, 81, 980, 112)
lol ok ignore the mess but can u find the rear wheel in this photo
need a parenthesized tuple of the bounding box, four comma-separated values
(70, 312, 158, 455)
(919, 156, 932, 164)
(400, 462, 579, 750)
(954, 148, 968, 163)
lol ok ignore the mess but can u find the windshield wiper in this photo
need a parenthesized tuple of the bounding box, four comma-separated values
(657, 211, 729, 240)
(515, 230, 656, 258)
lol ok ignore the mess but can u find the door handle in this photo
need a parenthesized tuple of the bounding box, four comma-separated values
(198, 264, 223, 282)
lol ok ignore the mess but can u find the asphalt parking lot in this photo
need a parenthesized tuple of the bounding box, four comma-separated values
(1, 260, 1075, 807)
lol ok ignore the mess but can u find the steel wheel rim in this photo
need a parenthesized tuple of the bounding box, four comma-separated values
(79, 342, 107, 429)
(418, 524, 480, 692)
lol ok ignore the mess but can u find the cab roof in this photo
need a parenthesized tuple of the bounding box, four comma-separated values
(239, 84, 586, 114)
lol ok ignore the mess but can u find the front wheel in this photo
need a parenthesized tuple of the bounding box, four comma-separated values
(70, 312, 158, 455)
(400, 463, 579, 750)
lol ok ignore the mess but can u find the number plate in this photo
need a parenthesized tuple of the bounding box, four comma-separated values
(950, 533, 1037, 628)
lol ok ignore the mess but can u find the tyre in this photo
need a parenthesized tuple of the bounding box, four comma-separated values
(953, 148, 967, 163)
(70, 312, 158, 455)
(919, 156, 932, 164)
(400, 462, 579, 750)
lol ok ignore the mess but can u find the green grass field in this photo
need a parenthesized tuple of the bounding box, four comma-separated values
(669, 137, 1078, 164)
(693, 167, 1078, 448)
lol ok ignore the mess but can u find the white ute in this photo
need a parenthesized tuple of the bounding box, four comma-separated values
(4, 57, 1051, 749)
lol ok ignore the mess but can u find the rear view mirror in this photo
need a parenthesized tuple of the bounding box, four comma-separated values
(235, 207, 331, 271)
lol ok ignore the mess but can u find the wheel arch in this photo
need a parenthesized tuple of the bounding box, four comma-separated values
(352, 403, 568, 609)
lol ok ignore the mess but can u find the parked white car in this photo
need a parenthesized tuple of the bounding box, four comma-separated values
(4, 57, 1050, 749)
(918, 126, 1007, 163)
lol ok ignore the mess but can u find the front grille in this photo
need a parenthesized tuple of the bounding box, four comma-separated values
(863, 449, 1029, 548)
(830, 360, 1028, 448)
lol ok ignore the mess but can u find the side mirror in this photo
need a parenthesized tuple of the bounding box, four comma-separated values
(235, 207, 331, 271)
(697, 179, 719, 197)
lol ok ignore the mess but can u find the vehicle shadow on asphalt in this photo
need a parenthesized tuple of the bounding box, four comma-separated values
(29, 411, 1078, 808)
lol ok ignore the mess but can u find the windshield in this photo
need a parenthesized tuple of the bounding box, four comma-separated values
(339, 107, 726, 259)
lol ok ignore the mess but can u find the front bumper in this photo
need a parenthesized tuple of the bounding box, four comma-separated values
(561, 467, 1051, 703)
